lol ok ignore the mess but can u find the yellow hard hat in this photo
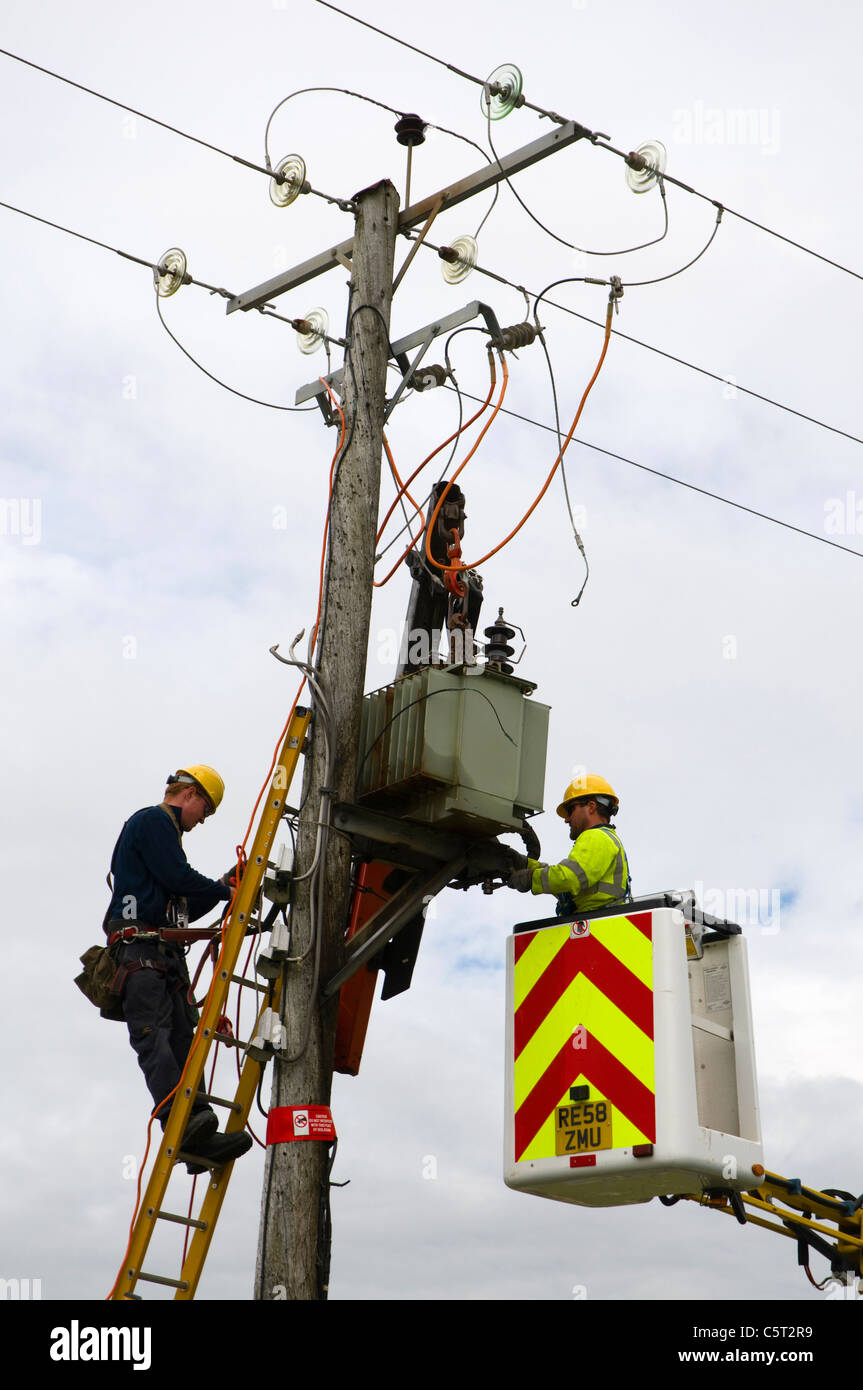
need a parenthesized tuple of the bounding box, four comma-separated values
(172, 764, 225, 812)
(557, 773, 618, 819)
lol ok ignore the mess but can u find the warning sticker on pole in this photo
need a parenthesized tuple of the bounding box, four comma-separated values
(266, 1105, 337, 1145)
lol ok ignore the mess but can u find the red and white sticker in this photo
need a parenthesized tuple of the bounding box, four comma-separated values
(266, 1105, 337, 1145)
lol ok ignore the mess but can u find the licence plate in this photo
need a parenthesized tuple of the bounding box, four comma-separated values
(554, 1100, 613, 1156)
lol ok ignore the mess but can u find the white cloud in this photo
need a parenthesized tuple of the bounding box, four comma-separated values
(1, 0, 861, 1312)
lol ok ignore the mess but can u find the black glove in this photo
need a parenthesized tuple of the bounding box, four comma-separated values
(508, 865, 534, 892)
(221, 863, 243, 889)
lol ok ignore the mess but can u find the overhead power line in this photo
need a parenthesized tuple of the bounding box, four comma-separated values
(532, 283, 863, 449)
(0, 47, 489, 215)
(445, 384, 863, 561)
(0, 197, 158, 271)
(408, 238, 863, 450)
(0, 46, 348, 209)
(3, 184, 859, 455)
(0, 46, 278, 181)
(0, 197, 317, 411)
(316, 1, 863, 285)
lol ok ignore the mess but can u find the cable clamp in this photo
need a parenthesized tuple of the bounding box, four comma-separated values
(609, 275, 624, 314)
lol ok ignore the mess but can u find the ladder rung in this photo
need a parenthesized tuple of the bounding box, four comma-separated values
(201, 1090, 243, 1112)
(176, 1150, 220, 1172)
(137, 1270, 190, 1291)
(231, 973, 269, 993)
(156, 1209, 209, 1230)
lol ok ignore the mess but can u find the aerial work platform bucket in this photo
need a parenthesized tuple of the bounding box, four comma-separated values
(504, 891, 763, 1207)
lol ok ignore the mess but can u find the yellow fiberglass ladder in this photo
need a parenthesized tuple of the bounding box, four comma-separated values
(110, 704, 311, 1301)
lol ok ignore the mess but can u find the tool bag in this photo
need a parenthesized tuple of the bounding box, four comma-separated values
(75, 819, 131, 1022)
(74, 943, 127, 1021)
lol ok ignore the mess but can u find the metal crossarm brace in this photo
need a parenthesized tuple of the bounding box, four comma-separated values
(226, 122, 587, 315)
(295, 301, 502, 415)
(110, 706, 311, 1301)
(321, 802, 520, 996)
(323, 855, 466, 998)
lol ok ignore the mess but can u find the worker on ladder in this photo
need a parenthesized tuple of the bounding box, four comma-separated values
(104, 765, 253, 1172)
(507, 773, 631, 914)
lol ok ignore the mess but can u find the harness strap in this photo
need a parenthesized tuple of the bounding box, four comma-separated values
(107, 925, 219, 946)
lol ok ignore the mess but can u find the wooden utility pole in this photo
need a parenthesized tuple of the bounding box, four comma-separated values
(233, 122, 584, 1303)
(254, 180, 400, 1300)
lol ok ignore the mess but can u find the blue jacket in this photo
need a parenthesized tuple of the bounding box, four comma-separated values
(106, 803, 230, 929)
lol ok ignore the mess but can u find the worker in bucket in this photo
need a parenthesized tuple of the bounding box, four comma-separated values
(507, 773, 630, 914)
(103, 765, 253, 1173)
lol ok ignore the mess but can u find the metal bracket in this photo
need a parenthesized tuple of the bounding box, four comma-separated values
(323, 855, 466, 998)
(295, 301, 503, 413)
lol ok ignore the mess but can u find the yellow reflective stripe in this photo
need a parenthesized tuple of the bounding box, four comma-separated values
(514, 958, 654, 1108)
(577, 975, 654, 1089)
(591, 916, 653, 988)
(513, 910, 655, 1160)
(594, 827, 627, 893)
(514, 975, 584, 1109)
(512, 924, 568, 1011)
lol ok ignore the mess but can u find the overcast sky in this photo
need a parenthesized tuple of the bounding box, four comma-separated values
(2, 0, 861, 1311)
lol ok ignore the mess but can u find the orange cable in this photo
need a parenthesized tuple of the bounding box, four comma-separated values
(373, 434, 427, 587)
(426, 304, 614, 574)
(375, 358, 497, 544)
(373, 354, 498, 587)
(424, 348, 509, 573)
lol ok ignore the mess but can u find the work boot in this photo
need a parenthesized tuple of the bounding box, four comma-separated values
(183, 1109, 219, 1147)
(181, 1129, 254, 1176)
(160, 1107, 218, 1146)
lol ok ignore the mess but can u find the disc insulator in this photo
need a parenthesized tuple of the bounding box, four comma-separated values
(270, 154, 309, 208)
(440, 235, 478, 285)
(480, 63, 524, 120)
(296, 307, 329, 355)
(155, 247, 188, 298)
(625, 140, 667, 194)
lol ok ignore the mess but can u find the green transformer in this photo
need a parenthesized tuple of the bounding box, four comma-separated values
(357, 663, 550, 837)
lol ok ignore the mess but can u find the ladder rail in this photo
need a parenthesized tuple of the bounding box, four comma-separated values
(110, 706, 310, 1301)
(174, 1017, 269, 1299)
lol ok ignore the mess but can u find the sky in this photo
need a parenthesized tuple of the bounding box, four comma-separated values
(1, 0, 862, 1318)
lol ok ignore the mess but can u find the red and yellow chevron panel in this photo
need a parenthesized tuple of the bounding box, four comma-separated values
(513, 912, 655, 1162)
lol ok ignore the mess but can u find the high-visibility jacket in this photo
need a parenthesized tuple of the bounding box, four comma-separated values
(527, 825, 630, 914)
